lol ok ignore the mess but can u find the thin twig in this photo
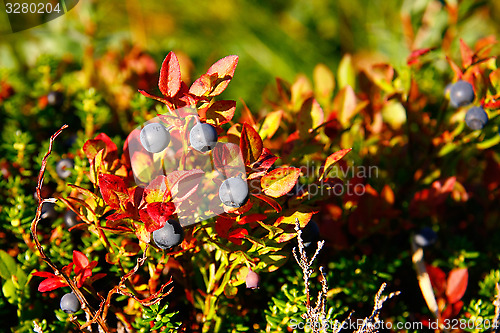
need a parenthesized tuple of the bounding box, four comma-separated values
(30, 125, 110, 333)
(354, 283, 400, 333)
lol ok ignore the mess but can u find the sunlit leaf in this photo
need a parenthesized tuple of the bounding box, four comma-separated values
(240, 123, 263, 165)
(261, 167, 300, 198)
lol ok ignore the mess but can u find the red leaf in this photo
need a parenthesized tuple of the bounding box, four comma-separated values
(98, 174, 128, 210)
(237, 213, 268, 225)
(215, 216, 235, 238)
(166, 169, 204, 203)
(261, 167, 301, 198)
(252, 193, 282, 213)
(206, 55, 239, 96)
(138, 89, 170, 105)
(159, 52, 182, 98)
(240, 123, 263, 165)
(212, 142, 245, 179)
(32, 271, 57, 278)
(228, 228, 248, 245)
(320, 148, 352, 180)
(145, 202, 176, 232)
(425, 264, 447, 295)
(407, 48, 434, 66)
(459, 39, 474, 68)
(73, 251, 89, 272)
(249, 148, 278, 178)
(446, 56, 463, 80)
(446, 268, 468, 304)
(38, 277, 67, 292)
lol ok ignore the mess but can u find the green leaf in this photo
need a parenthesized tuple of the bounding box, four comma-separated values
(2, 278, 17, 304)
(313, 63, 335, 104)
(259, 110, 283, 140)
(337, 54, 356, 90)
(0, 250, 17, 280)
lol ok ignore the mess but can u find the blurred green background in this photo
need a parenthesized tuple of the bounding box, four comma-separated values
(1, 0, 499, 112)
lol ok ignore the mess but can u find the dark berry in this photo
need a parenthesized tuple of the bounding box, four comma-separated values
(47, 91, 64, 108)
(218, 177, 249, 208)
(56, 158, 74, 179)
(301, 220, 320, 248)
(465, 106, 488, 130)
(60, 292, 80, 314)
(414, 227, 437, 247)
(245, 270, 260, 289)
(63, 210, 78, 229)
(41, 202, 56, 221)
(140, 123, 171, 153)
(449, 80, 475, 108)
(152, 219, 184, 250)
(189, 123, 218, 152)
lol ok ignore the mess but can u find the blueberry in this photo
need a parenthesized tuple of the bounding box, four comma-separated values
(414, 227, 437, 247)
(47, 91, 64, 108)
(60, 292, 80, 314)
(189, 123, 218, 152)
(301, 220, 320, 248)
(140, 123, 171, 153)
(63, 210, 78, 229)
(218, 177, 249, 208)
(41, 202, 56, 221)
(465, 106, 488, 130)
(56, 158, 74, 179)
(245, 270, 260, 289)
(152, 219, 184, 250)
(449, 80, 475, 108)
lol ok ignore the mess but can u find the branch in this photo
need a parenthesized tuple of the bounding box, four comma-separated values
(30, 125, 110, 333)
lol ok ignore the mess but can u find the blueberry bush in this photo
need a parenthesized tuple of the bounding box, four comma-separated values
(1, 1, 500, 332)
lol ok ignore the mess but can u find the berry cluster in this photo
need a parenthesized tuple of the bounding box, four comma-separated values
(138, 111, 250, 250)
(448, 80, 489, 130)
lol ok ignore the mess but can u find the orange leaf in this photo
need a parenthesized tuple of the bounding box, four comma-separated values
(240, 123, 263, 165)
(320, 148, 352, 180)
(446, 268, 468, 304)
(206, 55, 238, 96)
(459, 39, 473, 69)
(261, 167, 300, 198)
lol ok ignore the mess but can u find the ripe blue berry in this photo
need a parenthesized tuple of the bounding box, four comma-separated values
(56, 158, 74, 179)
(449, 80, 475, 108)
(245, 269, 260, 289)
(41, 202, 56, 221)
(47, 91, 64, 108)
(301, 220, 320, 248)
(152, 219, 184, 250)
(140, 123, 171, 153)
(414, 227, 437, 247)
(60, 292, 80, 314)
(465, 106, 488, 130)
(218, 177, 249, 208)
(63, 210, 78, 229)
(189, 123, 218, 152)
